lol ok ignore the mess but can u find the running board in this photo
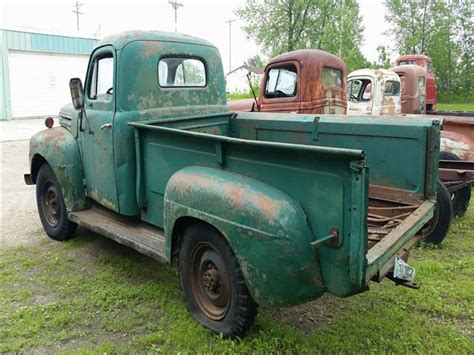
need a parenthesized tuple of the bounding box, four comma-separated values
(68, 205, 167, 262)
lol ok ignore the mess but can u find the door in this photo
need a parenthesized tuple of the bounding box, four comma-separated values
(80, 46, 118, 212)
(8, 50, 89, 117)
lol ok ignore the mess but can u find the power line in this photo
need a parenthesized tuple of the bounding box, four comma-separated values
(72, 1, 84, 32)
(225, 19, 236, 72)
(169, 0, 183, 32)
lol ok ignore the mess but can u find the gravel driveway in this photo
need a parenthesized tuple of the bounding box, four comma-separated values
(1, 119, 50, 248)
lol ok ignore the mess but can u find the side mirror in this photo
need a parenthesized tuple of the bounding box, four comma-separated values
(69, 78, 84, 110)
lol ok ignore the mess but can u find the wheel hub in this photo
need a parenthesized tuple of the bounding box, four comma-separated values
(42, 183, 60, 227)
(190, 243, 231, 320)
(202, 266, 220, 292)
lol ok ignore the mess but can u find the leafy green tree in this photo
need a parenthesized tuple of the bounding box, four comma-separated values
(236, 0, 369, 72)
(384, 0, 473, 102)
(374, 45, 392, 69)
(244, 54, 266, 69)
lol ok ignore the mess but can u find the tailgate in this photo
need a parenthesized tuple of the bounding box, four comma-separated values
(365, 192, 435, 282)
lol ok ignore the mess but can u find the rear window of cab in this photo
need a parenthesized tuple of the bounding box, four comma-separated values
(322, 67, 342, 87)
(158, 57, 206, 87)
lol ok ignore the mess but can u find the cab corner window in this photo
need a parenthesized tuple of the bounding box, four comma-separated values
(158, 57, 206, 87)
(426, 62, 433, 73)
(264, 65, 297, 98)
(322, 67, 342, 88)
(88, 54, 114, 100)
(383, 81, 400, 96)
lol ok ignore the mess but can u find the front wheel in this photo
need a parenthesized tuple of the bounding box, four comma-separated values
(421, 180, 453, 244)
(36, 164, 77, 241)
(179, 223, 257, 338)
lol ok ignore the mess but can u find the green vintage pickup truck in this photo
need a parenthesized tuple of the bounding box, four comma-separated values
(26, 31, 441, 337)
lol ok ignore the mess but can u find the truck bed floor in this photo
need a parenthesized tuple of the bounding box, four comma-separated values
(68, 205, 166, 262)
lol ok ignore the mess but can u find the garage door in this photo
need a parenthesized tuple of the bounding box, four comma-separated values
(8, 50, 90, 118)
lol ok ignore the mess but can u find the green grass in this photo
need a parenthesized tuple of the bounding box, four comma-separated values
(437, 102, 474, 111)
(1, 203, 473, 353)
(227, 92, 254, 100)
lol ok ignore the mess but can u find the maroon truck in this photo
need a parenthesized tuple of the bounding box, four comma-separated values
(395, 54, 437, 112)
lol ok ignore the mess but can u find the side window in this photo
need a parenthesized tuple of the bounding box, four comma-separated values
(348, 78, 372, 101)
(158, 57, 206, 87)
(399, 75, 406, 95)
(384, 81, 400, 96)
(264, 65, 297, 98)
(418, 76, 425, 94)
(426, 62, 433, 73)
(362, 83, 372, 100)
(89, 55, 114, 100)
(322, 67, 342, 87)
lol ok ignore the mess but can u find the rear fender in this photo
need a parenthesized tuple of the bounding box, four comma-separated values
(29, 127, 87, 211)
(163, 166, 325, 307)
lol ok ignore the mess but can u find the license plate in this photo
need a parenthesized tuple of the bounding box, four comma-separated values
(394, 256, 416, 282)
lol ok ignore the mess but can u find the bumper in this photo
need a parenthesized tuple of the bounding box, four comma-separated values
(24, 174, 34, 185)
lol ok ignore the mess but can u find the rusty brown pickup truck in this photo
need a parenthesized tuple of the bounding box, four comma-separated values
(227, 49, 346, 115)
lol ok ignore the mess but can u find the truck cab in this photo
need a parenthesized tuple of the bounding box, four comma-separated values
(228, 49, 347, 114)
(347, 69, 401, 115)
(395, 54, 436, 112)
(390, 64, 427, 114)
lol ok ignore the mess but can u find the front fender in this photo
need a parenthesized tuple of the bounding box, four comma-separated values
(29, 127, 87, 212)
(163, 166, 325, 307)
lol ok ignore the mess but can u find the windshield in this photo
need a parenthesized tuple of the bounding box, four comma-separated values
(347, 78, 372, 101)
(264, 65, 297, 98)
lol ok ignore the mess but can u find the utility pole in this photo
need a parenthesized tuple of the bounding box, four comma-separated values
(169, 0, 183, 32)
(72, 1, 84, 32)
(225, 19, 235, 72)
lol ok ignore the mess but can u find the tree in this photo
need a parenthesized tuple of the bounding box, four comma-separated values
(244, 54, 266, 69)
(384, 0, 473, 102)
(236, 0, 369, 72)
(374, 45, 392, 69)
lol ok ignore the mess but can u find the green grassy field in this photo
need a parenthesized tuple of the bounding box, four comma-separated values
(1, 202, 473, 353)
(437, 102, 474, 111)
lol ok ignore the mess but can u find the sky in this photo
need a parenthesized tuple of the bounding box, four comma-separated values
(0, 0, 392, 71)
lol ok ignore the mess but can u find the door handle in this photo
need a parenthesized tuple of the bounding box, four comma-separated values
(100, 123, 112, 130)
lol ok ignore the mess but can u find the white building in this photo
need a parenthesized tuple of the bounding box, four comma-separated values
(226, 65, 264, 94)
(0, 29, 98, 120)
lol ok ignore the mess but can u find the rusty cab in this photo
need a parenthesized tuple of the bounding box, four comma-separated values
(26, 31, 446, 338)
(228, 49, 346, 114)
(395, 54, 437, 112)
(390, 64, 427, 114)
(346, 69, 401, 115)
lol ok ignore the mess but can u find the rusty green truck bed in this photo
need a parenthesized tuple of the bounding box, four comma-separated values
(129, 112, 439, 304)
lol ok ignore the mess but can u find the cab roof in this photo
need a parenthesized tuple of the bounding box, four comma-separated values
(268, 49, 344, 67)
(396, 54, 431, 61)
(348, 68, 399, 79)
(97, 30, 216, 50)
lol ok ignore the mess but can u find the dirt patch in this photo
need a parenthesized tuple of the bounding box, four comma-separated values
(1, 140, 45, 248)
(264, 293, 349, 334)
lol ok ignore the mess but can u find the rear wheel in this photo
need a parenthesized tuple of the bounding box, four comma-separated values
(439, 151, 471, 217)
(179, 223, 257, 338)
(36, 164, 77, 240)
(421, 180, 452, 244)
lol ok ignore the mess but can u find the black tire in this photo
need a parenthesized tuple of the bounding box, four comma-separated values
(36, 163, 77, 241)
(178, 223, 258, 338)
(422, 180, 453, 244)
(439, 151, 471, 217)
